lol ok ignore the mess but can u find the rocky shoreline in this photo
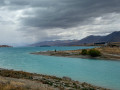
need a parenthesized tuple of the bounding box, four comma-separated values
(0, 68, 109, 90)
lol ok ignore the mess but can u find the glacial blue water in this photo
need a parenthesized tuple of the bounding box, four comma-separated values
(0, 46, 120, 90)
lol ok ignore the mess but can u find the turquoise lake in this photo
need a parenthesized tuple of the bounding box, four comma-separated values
(0, 46, 120, 90)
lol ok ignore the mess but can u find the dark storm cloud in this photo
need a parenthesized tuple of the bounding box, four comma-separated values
(20, 0, 120, 29)
(0, 0, 5, 6)
(1, 0, 120, 29)
(0, 0, 120, 46)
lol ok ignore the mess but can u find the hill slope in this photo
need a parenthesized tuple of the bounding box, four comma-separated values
(31, 31, 120, 46)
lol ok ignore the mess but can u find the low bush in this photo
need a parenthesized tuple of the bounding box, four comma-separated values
(81, 49, 88, 55)
(55, 49, 57, 52)
(88, 49, 101, 57)
(0, 70, 33, 79)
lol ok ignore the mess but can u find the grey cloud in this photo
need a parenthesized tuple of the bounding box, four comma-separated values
(9, 1, 29, 6)
(0, 0, 5, 6)
(0, 0, 120, 46)
(1, 0, 120, 29)
(20, 0, 120, 29)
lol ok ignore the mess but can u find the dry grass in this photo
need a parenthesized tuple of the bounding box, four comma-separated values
(32, 46, 120, 60)
(97, 47, 120, 55)
(50, 47, 120, 60)
(64, 47, 120, 55)
(0, 69, 108, 90)
(0, 70, 33, 79)
(0, 70, 59, 90)
(0, 76, 57, 90)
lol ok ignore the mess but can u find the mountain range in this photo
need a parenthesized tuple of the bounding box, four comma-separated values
(31, 31, 120, 46)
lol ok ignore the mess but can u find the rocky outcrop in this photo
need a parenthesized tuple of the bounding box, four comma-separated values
(0, 45, 12, 47)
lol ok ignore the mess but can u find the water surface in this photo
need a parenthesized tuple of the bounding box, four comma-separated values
(0, 46, 120, 90)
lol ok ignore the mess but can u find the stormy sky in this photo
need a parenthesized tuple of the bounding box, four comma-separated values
(0, 0, 120, 46)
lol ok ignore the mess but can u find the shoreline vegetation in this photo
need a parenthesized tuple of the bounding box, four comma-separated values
(31, 47, 120, 60)
(0, 68, 109, 90)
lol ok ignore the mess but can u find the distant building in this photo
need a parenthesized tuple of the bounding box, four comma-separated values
(94, 42, 106, 46)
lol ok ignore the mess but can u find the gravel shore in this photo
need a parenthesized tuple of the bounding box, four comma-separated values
(0, 68, 109, 90)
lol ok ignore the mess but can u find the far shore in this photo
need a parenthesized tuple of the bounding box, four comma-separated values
(0, 68, 109, 90)
(31, 47, 120, 61)
(0, 45, 12, 47)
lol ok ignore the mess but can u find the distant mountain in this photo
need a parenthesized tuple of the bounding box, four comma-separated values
(99, 31, 120, 42)
(30, 40, 79, 46)
(30, 31, 120, 46)
(69, 35, 103, 45)
(69, 31, 120, 45)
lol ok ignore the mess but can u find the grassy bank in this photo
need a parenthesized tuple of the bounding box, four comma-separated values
(0, 69, 109, 90)
(31, 47, 120, 60)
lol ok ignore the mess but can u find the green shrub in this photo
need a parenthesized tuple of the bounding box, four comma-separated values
(55, 49, 57, 52)
(81, 49, 88, 55)
(88, 49, 101, 57)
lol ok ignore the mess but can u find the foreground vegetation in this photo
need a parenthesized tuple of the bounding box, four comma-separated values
(0, 69, 109, 90)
